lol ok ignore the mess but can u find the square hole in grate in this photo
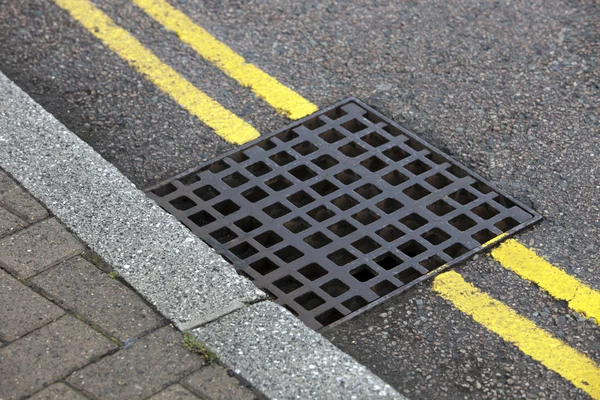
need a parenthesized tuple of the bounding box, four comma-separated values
(152, 183, 177, 197)
(331, 194, 359, 211)
(341, 119, 367, 133)
(263, 202, 291, 218)
(222, 172, 249, 188)
(315, 308, 344, 326)
(376, 225, 404, 242)
(334, 169, 362, 185)
(352, 236, 381, 254)
(319, 129, 345, 144)
(254, 230, 283, 248)
(327, 249, 357, 266)
(307, 205, 335, 222)
(273, 275, 303, 294)
(328, 220, 357, 237)
(354, 184, 382, 200)
(203, 160, 230, 174)
(270, 151, 296, 166)
(209, 227, 237, 244)
(371, 280, 397, 297)
(494, 194, 517, 209)
(295, 291, 325, 310)
(449, 189, 477, 205)
(395, 267, 422, 284)
(382, 170, 409, 186)
(403, 184, 430, 200)
(399, 213, 428, 230)
(360, 156, 388, 172)
(249, 258, 279, 275)
(338, 142, 367, 158)
(351, 265, 378, 282)
(425, 173, 453, 189)
(404, 160, 431, 175)
(292, 141, 319, 155)
(444, 243, 469, 258)
(427, 200, 455, 216)
(422, 228, 451, 245)
(179, 174, 201, 186)
(375, 198, 403, 214)
(311, 180, 339, 196)
(420, 255, 446, 271)
(304, 232, 333, 249)
(170, 196, 196, 211)
(472, 181, 493, 194)
(449, 214, 477, 231)
(283, 217, 311, 233)
(321, 279, 349, 297)
(383, 146, 410, 162)
(374, 252, 402, 270)
(275, 130, 299, 142)
(471, 203, 500, 220)
(352, 209, 381, 225)
(342, 296, 369, 312)
(360, 131, 389, 148)
(246, 161, 272, 177)
(472, 229, 497, 244)
(287, 190, 315, 208)
(311, 154, 339, 170)
(189, 210, 215, 227)
(257, 138, 276, 151)
(398, 240, 427, 258)
(234, 216, 262, 232)
(275, 246, 304, 263)
(230, 242, 259, 260)
(212, 199, 240, 216)
(299, 263, 327, 280)
(289, 165, 317, 181)
(495, 217, 520, 232)
(193, 185, 221, 201)
(242, 186, 269, 203)
(228, 150, 249, 163)
(265, 175, 293, 191)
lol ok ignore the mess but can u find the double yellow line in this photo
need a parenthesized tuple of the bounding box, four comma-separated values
(54, 0, 316, 145)
(435, 240, 600, 398)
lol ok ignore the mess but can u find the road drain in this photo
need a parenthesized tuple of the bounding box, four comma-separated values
(146, 98, 540, 331)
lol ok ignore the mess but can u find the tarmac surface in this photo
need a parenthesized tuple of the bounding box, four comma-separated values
(1, 0, 599, 398)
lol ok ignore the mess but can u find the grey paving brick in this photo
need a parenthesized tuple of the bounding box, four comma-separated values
(0, 207, 26, 238)
(67, 326, 203, 400)
(0, 268, 64, 341)
(149, 384, 199, 400)
(31, 257, 163, 341)
(0, 315, 116, 399)
(0, 171, 47, 223)
(29, 383, 88, 400)
(0, 218, 84, 278)
(182, 365, 256, 400)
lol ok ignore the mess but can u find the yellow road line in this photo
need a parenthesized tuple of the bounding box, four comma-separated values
(433, 271, 600, 399)
(54, 0, 259, 144)
(132, 0, 318, 120)
(491, 239, 600, 325)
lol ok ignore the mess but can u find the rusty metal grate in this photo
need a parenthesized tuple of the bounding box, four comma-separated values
(146, 98, 541, 331)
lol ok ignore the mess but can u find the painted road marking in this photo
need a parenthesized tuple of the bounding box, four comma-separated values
(492, 239, 600, 325)
(54, 0, 259, 144)
(133, 0, 318, 120)
(433, 271, 600, 399)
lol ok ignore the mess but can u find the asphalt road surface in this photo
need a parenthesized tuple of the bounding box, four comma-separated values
(1, 0, 599, 398)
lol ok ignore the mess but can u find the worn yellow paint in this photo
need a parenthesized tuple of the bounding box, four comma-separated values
(491, 239, 600, 325)
(54, 0, 259, 144)
(482, 232, 508, 248)
(433, 271, 600, 399)
(133, 0, 318, 120)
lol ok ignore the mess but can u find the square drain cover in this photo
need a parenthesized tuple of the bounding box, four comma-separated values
(147, 98, 540, 331)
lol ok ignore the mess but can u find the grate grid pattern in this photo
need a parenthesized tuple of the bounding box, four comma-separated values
(147, 99, 540, 330)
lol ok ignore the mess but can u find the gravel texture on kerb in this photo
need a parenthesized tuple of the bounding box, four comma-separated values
(193, 301, 403, 400)
(0, 72, 404, 399)
(0, 72, 265, 329)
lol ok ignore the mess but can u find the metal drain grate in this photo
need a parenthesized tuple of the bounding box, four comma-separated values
(147, 98, 541, 331)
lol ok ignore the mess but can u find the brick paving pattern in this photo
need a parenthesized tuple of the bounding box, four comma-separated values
(0, 169, 259, 400)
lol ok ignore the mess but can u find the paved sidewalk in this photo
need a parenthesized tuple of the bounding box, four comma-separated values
(0, 168, 259, 400)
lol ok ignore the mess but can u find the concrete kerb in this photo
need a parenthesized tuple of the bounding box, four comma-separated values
(0, 72, 405, 399)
